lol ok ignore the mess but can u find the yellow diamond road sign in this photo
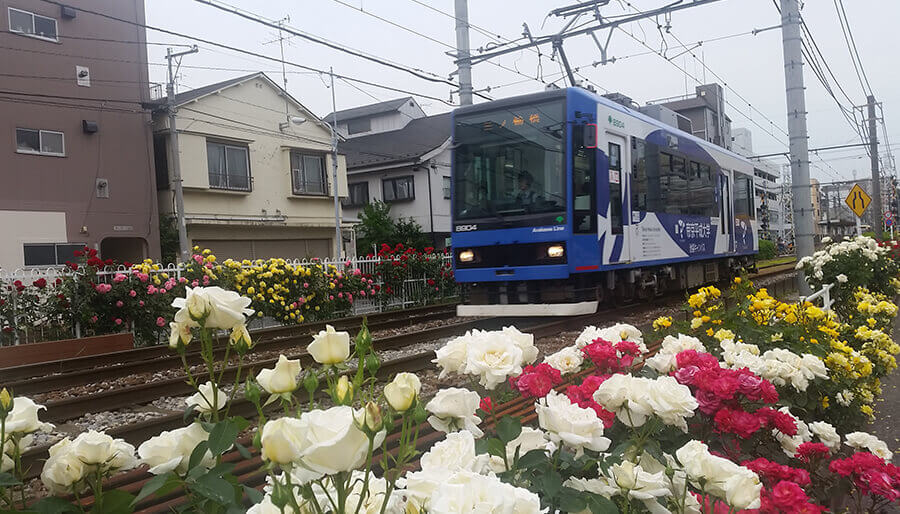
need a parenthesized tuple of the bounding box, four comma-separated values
(845, 183, 872, 218)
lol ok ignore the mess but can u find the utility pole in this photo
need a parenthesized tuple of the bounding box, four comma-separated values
(166, 46, 198, 264)
(454, 0, 474, 105)
(329, 68, 343, 260)
(868, 95, 882, 235)
(779, 0, 813, 294)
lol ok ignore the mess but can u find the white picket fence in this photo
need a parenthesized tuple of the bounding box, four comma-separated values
(800, 282, 836, 312)
(0, 254, 455, 344)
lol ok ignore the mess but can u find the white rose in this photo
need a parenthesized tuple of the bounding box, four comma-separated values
(645, 376, 698, 432)
(172, 286, 253, 329)
(464, 335, 524, 389)
(845, 431, 893, 462)
(505, 427, 550, 463)
(186, 381, 227, 413)
(247, 496, 295, 514)
(297, 406, 384, 474)
(261, 417, 306, 464)
(138, 422, 213, 475)
(809, 422, 840, 451)
(70, 430, 114, 465)
(420, 430, 476, 473)
(308, 325, 351, 365)
(723, 470, 762, 509)
(229, 323, 252, 349)
(544, 346, 584, 375)
(837, 273, 848, 283)
(598, 323, 647, 352)
(256, 355, 301, 395)
(429, 470, 537, 514)
(168, 321, 193, 348)
(536, 390, 610, 457)
(434, 334, 469, 378)
(609, 460, 670, 501)
(384, 372, 421, 412)
(41, 439, 85, 495)
(426, 388, 483, 438)
(3, 397, 53, 434)
(501, 326, 538, 364)
(575, 325, 605, 348)
(676, 440, 761, 509)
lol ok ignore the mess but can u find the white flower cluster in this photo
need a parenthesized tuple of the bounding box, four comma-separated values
(42, 431, 137, 495)
(676, 440, 762, 510)
(425, 387, 484, 438)
(254, 468, 404, 514)
(845, 431, 893, 462)
(543, 345, 584, 375)
(1, 397, 54, 473)
(720, 340, 828, 392)
(536, 391, 610, 457)
(645, 333, 706, 374)
(593, 374, 699, 432)
(575, 323, 646, 351)
(798, 235, 886, 279)
(433, 326, 538, 389)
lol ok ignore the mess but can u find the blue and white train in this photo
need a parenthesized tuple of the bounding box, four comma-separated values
(450, 87, 758, 316)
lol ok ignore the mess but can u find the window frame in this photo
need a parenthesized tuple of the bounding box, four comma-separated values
(382, 175, 415, 203)
(346, 118, 371, 135)
(346, 182, 370, 207)
(290, 150, 327, 196)
(23, 243, 84, 266)
(16, 128, 65, 157)
(8, 7, 59, 42)
(206, 140, 251, 192)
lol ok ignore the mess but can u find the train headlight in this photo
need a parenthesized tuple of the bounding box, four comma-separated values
(547, 245, 565, 258)
(459, 249, 475, 263)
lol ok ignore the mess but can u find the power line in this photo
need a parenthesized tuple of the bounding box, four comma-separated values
(32, 0, 458, 107)
(833, 0, 873, 97)
(0, 29, 193, 46)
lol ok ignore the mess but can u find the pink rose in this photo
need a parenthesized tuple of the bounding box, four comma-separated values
(114, 318, 123, 325)
(129, 290, 137, 297)
(116, 300, 124, 308)
(155, 316, 166, 327)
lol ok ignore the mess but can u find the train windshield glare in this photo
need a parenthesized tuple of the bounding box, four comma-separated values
(453, 100, 566, 222)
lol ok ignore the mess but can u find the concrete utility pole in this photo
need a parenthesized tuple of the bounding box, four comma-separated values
(166, 46, 198, 264)
(329, 68, 343, 260)
(779, 0, 813, 294)
(454, 0, 474, 105)
(868, 95, 882, 234)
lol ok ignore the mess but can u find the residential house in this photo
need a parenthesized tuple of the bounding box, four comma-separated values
(330, 97, 425, 139)
(337, 100, 452, 249)
(152, 73, 350, 260)
(0, 0, 160, 270)
(647, 83, 733, 150)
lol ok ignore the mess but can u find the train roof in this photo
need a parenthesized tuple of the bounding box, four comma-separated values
(453, 87, 756, 171)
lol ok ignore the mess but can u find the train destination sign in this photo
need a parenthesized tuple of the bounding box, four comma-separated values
(844, 183, 872, 218)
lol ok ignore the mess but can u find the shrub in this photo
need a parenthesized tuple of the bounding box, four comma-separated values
(758, 238, 776, 260)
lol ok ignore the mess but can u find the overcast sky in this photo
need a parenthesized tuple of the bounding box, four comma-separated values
(144, 0, 898, 183)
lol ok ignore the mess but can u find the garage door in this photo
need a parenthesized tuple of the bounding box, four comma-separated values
(194, 239, 331, 261)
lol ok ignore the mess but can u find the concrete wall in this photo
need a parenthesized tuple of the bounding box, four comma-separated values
(154, 76, 350, 258)
(0, 0, 160, 269)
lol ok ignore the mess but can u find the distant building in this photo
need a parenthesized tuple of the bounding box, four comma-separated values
(336, 98, 452, 249)
(0, 0, 160, 270)
(327, 97, 425, 139)
(152, 73, 351, 260)
(731, 128, 790, 241)
(648, 84, 732, 151)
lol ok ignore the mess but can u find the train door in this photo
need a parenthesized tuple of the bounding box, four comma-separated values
(720, 169, 734, 253)
(607, 133, 630, 263)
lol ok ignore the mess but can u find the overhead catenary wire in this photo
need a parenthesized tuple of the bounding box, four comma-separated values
(833, 0, 873, 97)
(31, 0, 459, 107)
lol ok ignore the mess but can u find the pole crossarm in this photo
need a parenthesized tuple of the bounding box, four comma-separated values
(459, 0, 726, 67)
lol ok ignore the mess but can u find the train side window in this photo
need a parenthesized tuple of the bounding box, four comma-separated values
(689, 162, 715, 216)
(631, 137, 662, 213)
(572, 124, 596, 233)
(609, 141, 622, 235)
(734, 175, 755, 219)
(661, 154, 687, 215)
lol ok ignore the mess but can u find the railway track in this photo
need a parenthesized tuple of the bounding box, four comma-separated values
(17, 265, 798, 508)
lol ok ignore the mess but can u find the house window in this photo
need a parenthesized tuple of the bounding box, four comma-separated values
(383, 176, 414, 202)
(346, 118, 371, 135)
(442, 176, 451, 199)
(290, 151, 327, 195)
(16, 128, 64, 156)
(347, 183, 369, 206)
(8, 7, 58, 42)
(23, 243, 83, 266)
(207, 141, 250, 191)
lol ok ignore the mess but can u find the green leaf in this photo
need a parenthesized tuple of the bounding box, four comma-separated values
(207, 462, 236, 478)
(516, 449, 549, 470)
(558, 489, 587, 513)
(187, 440, 210, 471)
(474, 437, 490, 455)
(486, 438, 507, 460)
(91, 489, 135, 514)
(208, 420, 239, 456)
(243, 485, 264, 504)
(0, 471, 20, 486)
(234, 441, 252, 460)
(585, 493, 619, 514)
(192, 475, 237, 505)
(29, 496, 82, 514)
(132, 472, 177, 506)
(540, 469, 563, 498)
(496, 415, 522, 444)
(231, 416, 251, 432)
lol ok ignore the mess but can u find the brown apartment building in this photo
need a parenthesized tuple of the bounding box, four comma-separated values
(0, 0, 159, 270)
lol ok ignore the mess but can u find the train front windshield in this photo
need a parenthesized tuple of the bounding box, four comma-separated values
(453, 100, 566, 223)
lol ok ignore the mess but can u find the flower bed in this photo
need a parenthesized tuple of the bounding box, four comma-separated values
(0, 246, 456, 347)
(3, 236, 899, 512)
